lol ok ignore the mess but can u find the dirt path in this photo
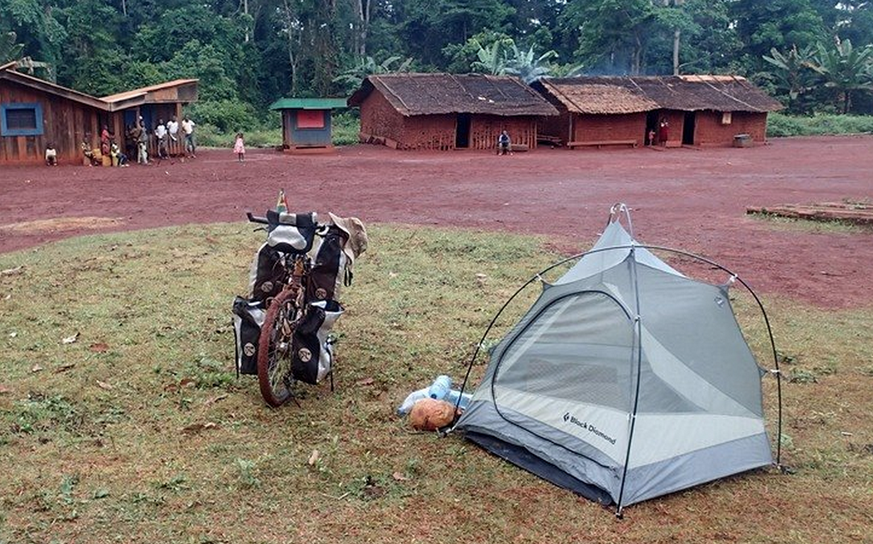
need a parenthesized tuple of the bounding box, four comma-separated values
(1, 136, 871, 308)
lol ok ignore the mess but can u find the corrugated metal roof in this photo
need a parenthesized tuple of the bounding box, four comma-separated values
(101, 79, 198, 103)
(269, 98, 348, 110)
(348, 73, 559, 117)
(537, 76, 784, 114)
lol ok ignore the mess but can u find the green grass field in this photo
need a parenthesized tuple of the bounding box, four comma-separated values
(0, 224, 870, 543)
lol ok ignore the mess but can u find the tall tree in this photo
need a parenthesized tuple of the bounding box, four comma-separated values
(731, 0, 826, 72)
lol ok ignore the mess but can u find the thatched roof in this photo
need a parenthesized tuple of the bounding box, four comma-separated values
(536, 75, 783, 114)
(348, 73, 558, 117)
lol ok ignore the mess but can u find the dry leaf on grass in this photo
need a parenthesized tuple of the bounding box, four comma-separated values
(0, 266, 23, 276)
(356, 377, 375, 386)
(308, 449, 320, 466)
(392, 472, 409, 481)
(62, 332, 80, 344)
(182, 422, 217, 434)
(55, 363, 76, 374)
(0, 385, 12, 395)
(31, 364, 43, 373)
(180, 378, 197, 388)
(90, 342, 109, 352)
(204, 394, 229, 405)
(96, 380, 113, 390)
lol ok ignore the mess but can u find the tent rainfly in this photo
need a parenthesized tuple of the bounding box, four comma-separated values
(453, 204, 782, 515)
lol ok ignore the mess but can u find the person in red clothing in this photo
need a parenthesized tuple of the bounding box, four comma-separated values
(658, 118, 670, 146)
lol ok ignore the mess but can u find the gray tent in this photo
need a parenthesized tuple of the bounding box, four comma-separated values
(454, 205, 780, 514)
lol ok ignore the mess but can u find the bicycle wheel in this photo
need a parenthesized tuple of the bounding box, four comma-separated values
(257, 287, 298, 407)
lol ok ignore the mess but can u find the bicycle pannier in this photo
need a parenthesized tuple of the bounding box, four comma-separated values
(232, 296, 266, 375)
(291, 300, 344, 384)
(249, 243, 285, 302)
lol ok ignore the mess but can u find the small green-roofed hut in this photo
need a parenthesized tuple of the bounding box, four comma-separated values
(269, 98, 347, 153)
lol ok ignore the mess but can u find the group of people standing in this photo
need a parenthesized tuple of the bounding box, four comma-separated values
(125, 115, 197, 164)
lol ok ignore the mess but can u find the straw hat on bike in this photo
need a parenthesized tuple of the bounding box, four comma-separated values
(328, 212, 368, 264)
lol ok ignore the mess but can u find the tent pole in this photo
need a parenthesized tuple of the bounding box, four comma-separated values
(615, 246, 645, 517)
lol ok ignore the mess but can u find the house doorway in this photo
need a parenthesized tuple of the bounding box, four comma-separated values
(645, 111, 659, 145)
(455, 113, 471, 148)
(682, 112, 696, 145)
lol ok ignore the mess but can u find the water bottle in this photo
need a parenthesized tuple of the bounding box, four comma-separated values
(397, 388, 428, 416)
(427, 375, 452, 400)
(445, 389, 472, 411)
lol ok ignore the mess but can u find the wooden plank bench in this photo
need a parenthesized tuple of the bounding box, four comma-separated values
(568, 140, 638, 149)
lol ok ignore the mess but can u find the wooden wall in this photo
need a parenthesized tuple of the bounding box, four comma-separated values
(468, 115, 538, 151)
(0, 79, 106, 165)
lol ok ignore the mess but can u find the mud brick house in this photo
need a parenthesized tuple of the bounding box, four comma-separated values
(269, 97, 347, 153)
(1, 61, 197, 165)
(348, 73, 558, 151)
(532, 75, 783, 148)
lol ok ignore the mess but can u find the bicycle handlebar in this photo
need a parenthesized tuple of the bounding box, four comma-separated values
(246, 212, 269, 225)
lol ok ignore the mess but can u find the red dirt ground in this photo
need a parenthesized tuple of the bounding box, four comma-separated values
(1, 136, 871, 308)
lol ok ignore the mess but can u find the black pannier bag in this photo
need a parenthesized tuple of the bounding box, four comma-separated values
(306, 225, 350, 303)
(232, 296, 266, 375)
(249, 244, 285, 303)
(291, 300, 344, 384)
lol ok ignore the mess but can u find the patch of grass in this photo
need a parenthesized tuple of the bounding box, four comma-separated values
(767, 112, 873, 137)
(0, 224, 871, 543)
(748, 212, 873, 235)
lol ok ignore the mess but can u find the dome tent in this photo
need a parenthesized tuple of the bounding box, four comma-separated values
(452, 204, 782, 515)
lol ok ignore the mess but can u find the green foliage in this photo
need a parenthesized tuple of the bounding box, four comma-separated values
(0, 31, 24, 62)
(807, 38, 873, 113)
(767, 112, 873, 137)
(504, 43, 558, 83)
(333, 55, 413, 94)
(189, 100, 258, 135)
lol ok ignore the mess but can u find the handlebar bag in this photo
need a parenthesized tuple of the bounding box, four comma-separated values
(266, 210, 317, 254)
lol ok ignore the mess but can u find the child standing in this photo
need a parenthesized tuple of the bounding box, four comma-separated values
(234, 133, 245, 162)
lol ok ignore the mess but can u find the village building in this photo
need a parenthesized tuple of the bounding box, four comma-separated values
(348, 73, 558, 151)
(101, 79, 199, 158)
(1, 61, 110, 165)
(269, 98, 347, 153)
(1, 61, 197, 165)
(532, 75, 783, 149)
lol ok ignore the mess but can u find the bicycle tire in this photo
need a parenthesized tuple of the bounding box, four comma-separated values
(257, 287, 298, 407)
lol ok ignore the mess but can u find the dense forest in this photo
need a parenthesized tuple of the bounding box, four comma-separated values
(3, 0, 873, 133)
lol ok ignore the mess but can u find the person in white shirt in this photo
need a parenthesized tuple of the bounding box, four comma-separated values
(154, 120, 168, 160)
(45, 143, 58, 166)
(181, 116, 196, 158)
(167, 116, 179, 142)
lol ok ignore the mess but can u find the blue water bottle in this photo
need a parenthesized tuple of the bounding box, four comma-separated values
(428, 375, 452, 400)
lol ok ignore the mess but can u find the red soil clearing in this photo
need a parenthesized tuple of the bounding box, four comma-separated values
(1, 136, 871, 308)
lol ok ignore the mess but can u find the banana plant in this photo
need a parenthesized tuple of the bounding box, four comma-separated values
(805, 38, 873, 114)
(1, 31, 24, 64)
(504, 44, 558, 83)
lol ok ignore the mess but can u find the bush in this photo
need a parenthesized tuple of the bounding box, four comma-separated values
(332, 111, 359, 146)
(767, 113, 873, 138)
(188, 100, 259, 134)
